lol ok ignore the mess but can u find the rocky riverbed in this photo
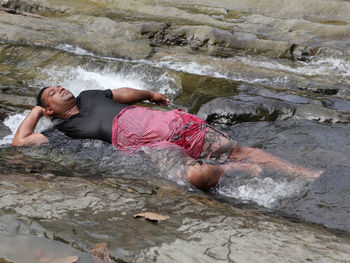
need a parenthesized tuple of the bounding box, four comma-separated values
(0, 0, 350, 262)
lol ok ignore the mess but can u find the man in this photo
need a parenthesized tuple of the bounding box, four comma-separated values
(12, 86, 321, 190)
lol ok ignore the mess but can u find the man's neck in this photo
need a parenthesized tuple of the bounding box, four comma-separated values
(62, 105, 79, 119)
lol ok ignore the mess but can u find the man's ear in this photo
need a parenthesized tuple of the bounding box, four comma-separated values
(44, 108, 54, 118)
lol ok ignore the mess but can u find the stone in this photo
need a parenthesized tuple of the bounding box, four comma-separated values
(197, 97, 296, 125)
(0, 12, 153, 60)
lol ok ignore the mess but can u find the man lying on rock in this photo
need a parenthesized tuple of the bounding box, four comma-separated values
(12, 86, 322, 190)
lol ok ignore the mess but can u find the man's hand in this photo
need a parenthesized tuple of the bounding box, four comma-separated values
(149, 91, 170, 106)
(34, 105, 46, 116)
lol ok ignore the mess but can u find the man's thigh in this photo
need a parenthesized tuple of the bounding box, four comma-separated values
(199, 127, 239, 163)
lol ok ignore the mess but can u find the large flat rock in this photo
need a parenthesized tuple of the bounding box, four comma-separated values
(0, 151, 350, 262)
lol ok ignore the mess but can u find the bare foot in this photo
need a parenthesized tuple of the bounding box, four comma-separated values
(294, 167, 323, 180)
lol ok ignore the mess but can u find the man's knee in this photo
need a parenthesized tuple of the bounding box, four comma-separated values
(186, 163, 223, 191)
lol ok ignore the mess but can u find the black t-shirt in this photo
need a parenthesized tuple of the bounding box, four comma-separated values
(55, 89, 127, 143)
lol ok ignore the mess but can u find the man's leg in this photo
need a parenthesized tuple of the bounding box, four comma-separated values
(186, 127, 322, 190)
(185, 160, 264, 190)
(185, 127, 262, 190)
(228, 145, 322, 179)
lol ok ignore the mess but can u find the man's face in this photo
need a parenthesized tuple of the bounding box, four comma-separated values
(42, 86, 76, 117)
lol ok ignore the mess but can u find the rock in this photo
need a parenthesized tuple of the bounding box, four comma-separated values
(0, 164, 350, 262)
(153, 25, 298, 58)
(141, 22, 169, 37)
(1, 0, 73, 14)
(50, 256, 79, 263)
(0, 6, 43, 18)
(165, 0, 350, 24)
(0, 93, 36, 109)
(198, 94, 350, 125)
(197, 97, 296, 125)
(0, 12, 153, 60)
(198, 96, 350, 125)
(295, 104, 350, 123)
(298, 81, 340, 95)
(2, 0, 350, 60)
(289, 44, 313, 61)
(173, 72, 239, 113)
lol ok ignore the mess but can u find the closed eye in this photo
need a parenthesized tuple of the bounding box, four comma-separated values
(49, 90, 55, 96)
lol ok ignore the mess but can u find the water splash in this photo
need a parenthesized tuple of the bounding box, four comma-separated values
(215, 175, 308, 208)
(40, 65, 178, 96)
(55, 44, 95, 56)
(148, 56, 294, 87)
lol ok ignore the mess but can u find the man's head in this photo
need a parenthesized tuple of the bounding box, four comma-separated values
(37, 86, 76, 119)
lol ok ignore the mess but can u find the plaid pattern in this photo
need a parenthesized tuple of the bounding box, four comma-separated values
(112, 106, 207, 158)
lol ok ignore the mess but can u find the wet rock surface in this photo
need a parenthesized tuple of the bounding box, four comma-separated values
(0, 12, 153, 60)
(4, 0, 350, 61)
(1, 0, 350, 262)
(198, 95, 350, 125)
(1, 151, 350, 263)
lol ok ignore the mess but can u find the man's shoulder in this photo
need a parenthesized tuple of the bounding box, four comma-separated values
(78, 89, 112, 99)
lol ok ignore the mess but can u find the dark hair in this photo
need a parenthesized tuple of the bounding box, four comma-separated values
(37, 86, 49, 108)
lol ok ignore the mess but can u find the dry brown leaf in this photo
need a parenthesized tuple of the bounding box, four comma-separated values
(133, 212, 169, 222)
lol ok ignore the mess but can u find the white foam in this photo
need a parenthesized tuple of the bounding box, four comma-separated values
(144, 54, 350, 88)
(145, 56, 228, 79)
(41, 65, 177, 96)
(53, 42, 350, 88)
(146, 56, 286, 86)
(216, 176, 305, 208)
(55, 44, 95, 56)
(41, 66, 147, 96)
(53, 41, 350, 86)
(233, 55, 350, 79)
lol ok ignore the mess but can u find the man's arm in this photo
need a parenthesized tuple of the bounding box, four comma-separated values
(111, 88, 170, 106)
(12, 106, 49, 147)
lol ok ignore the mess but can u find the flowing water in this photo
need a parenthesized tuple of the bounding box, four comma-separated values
(1, 43, 349, 232)
(1, 0, 350, 261)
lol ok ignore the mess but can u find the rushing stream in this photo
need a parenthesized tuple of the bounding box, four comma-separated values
(1, 0, 350, 262)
